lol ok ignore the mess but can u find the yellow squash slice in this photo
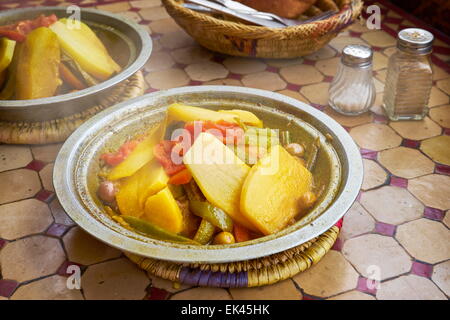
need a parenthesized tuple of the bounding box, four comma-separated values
(107, 124, 164, 181)
(167, 103, 238, 124)
(218, 109, 263, 128)
(183, 132, 256, 230)
(240, 144, 313, 235)
(143, 187, 183, 234)
(50, 20, 121, 80)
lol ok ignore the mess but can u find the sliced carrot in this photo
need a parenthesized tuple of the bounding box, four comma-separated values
(59, 62, 86, 90)
(233, 223, 252, 243)
(168, 168, 192, 185)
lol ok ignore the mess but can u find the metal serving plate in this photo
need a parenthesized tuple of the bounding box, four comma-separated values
(0, 6, 152, 121)
(54, 86, 363, 264)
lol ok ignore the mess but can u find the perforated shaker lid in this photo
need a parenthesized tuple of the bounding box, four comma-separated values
(398, 28, 434, 54)
(341, 44, 373, 67)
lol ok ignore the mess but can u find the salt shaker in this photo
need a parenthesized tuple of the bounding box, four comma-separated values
(383, 28, 434, 121)
(328, 44, 375, 115)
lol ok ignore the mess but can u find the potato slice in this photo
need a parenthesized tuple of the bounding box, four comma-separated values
(240, 144, 313, 235)
(0, 38, 16, 73)
(143, 187, 183, 234)
(50, 20, 121, 80)
(15, 27, 60, 99)
(218, 109, 263, 128)
(116, 160, 168, 218)
(167, 103, 238, 124)
(183, 132, 256, 230)
(137, 161, 169, 209)
(107, 124, 164, 181)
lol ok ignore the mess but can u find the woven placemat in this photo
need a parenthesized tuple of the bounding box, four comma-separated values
(126, 225, 340, 288)
(0, 71, 145, 145)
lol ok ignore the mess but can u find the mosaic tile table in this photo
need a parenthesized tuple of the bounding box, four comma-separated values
(0, 0, 449, 300)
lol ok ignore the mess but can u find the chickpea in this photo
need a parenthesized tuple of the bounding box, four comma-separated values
(213, 231, 236, 245)
(98, 180, 116, 203)
(302, 191, 317, 209)
(285, 143, 305, 157)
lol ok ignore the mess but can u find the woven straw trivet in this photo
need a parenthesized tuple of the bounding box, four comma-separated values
(126, 224, 340, 288)
(0, 71, 145, 145)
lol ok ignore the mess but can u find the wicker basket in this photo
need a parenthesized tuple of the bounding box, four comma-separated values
(162, 0, 363, 58)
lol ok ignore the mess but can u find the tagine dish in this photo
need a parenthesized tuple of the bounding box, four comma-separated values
(95, 103, 329, 246)
(0, 14, 122, 100)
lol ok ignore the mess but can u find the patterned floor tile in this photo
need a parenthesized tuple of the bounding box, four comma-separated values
(276, 90, 309, 104)
(82, 258, 149, 300)
(139, 6, 169, 21)
(431, 260, 450, 296)
(144, 51, 175, 72)
(30, 143, 62, 163)
(429, 105, 450, 128)
(327, 290, 376, 300)
(436, 78, 450, 95)
(293, 251, 359, 297)
(324, 107, 373, 128)
(361, 159, 388, 190)
(0, 146, 32, 172)
(350, 123, 402, 151)
(159, 31, 196, 50)
(263, 58, 303, 68)
(0, 169, 41, 204)
(376, 275, 447, 300)
(342, 234, 412, 281)
(49, 199, 75, 226)
(408, 174, 450, 210)
(0, 235, 65, 282)
(62, 227, 122, 266)
(340, 202, 375, 240)
(420, 136, 450, 166)
(280, 64, 324, 85)
(229, 279, 301, 300)
(171, 46, 213, 65)
(361, 30, 396, 47)
(96, 1, 130, 13)
(10, 275, 83, 300)
(329, 36, 368, 52)
(241, 71, 286, 91)
(389, 117, 442, 141)
(396, 218, 450, 264)
(223, 57, 266, 75)
(360, 186, 423, 225)
(149, 18, 182, 34)
(444, 210, 450, 228)
(315, 57, 340, 77)
(372, 51, 389, 71)
(185, 62, 228, 82)
(130, 0, 161, 8)
(0, 199, 53, 240)
(378, 147, 435, 179)
(170, 287, 232, 300)
(300, 83, 330, 105)
(39, 163, 54, 192)
(145, 68, 190, 90)
(429, 87, 449, 108)
(304, 45, 336, 61)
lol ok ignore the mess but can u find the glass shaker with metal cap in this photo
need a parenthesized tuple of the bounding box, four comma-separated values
(383, 28, 434, 121)
(328, 44, 376, 115)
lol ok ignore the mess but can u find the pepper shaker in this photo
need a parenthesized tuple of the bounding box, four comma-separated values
(328, 44, 376, 116)
(383, 28, 434, 121)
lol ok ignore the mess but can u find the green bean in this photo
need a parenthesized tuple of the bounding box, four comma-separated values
(281, 131, 291, 146)
(121, 215, 199, 245)
(306, 137, 321, 172)
(193, 219, 215, 244)
(190, 200, 234, 232)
